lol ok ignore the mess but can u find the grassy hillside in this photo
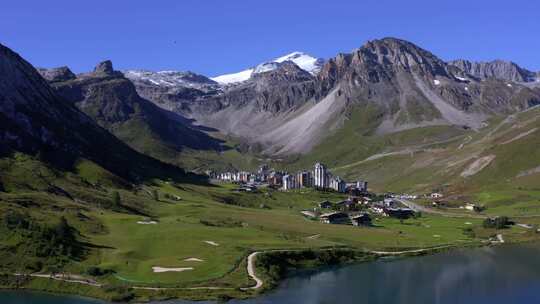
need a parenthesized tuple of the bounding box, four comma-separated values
(2, 151, 514, 301)
(287, 106, 540, 216)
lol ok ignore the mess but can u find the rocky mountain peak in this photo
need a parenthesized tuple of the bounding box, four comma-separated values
(93, 60, 115, 75)
(252, 61, 313, 84)
(356, 37, 449, 77)
(37, 66, 76, 82)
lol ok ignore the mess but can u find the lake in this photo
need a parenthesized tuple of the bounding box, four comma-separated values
(2, 243, 540, 303)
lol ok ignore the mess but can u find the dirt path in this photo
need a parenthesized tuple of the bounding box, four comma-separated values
(242, 252, 263, 290)
(13, 273, 102, 287)
(397, 199, 486, 219)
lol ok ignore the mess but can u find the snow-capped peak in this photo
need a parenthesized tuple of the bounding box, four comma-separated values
(273, 52, 324, 75)
(211, 52, 324, 85)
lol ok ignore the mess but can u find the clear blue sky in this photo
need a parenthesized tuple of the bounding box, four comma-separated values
(2, 0, 539, 76)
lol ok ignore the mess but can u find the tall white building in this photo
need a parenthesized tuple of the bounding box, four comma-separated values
(314, 162, 328, 189)
(282, 174, 296, 191)
(356, 181, 368, 192)
(330, 176, 346, 193)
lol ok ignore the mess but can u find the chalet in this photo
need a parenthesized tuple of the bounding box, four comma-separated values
(383, 198, 399, 207)
(320, 212, 350, 224)
(384, 208, 415, 219)
(350, 213, 371, 226)
(360, 197, 372, 205)
(335, 199, 356, 211)
(318, 200, 333, 209)
(301, 210, 317, 218)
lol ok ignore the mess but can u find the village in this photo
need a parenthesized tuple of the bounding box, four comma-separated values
(207, 162, 423, 227)
(207, 162, 488, 228)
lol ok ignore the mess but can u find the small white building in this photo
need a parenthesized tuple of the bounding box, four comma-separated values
(430, 192, 443, 199)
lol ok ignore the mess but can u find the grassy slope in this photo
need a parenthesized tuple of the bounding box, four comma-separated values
(1, 152, 496, 300)
(274, 105, 540, 217)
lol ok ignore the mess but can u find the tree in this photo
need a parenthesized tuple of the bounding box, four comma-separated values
(483, 216, 510, 229)
(55, 216, 71, 240)
(112, 191, 121, 207)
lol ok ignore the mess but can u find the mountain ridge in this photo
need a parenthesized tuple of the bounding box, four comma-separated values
(0, 42, 199, 182)
(39, 61, 224, 167)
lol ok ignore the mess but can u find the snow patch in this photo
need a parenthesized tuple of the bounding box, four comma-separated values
(274, 52, 323, 74)
(211, 68, 254, 84)
(253, 62, 279, 74)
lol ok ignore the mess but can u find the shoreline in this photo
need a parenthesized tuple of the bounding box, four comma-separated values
(0, 241, 492, 302)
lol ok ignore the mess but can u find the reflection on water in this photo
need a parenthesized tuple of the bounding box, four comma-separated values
(2, 244, 540, 304)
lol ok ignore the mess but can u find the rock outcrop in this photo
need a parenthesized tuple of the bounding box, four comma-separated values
(41, 61, 223, 165)
(37, 66, 76, 82)
(449, 59, 537, 83)
(0, 43, 192, 181)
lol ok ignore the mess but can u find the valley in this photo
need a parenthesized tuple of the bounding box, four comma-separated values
(1, 34, 540, 302)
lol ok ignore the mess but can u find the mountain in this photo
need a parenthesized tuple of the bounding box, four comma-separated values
(211, 51, 324, 84)
(122, 69, 221, 112)
(38, 60, 223, 167)
(159, 38, 540, 156)
(37, 66, 76, 82)
(0, 42, 195, 182)
(449, 59, 539, 83)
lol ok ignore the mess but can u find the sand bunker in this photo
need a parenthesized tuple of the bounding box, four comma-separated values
(137, 221, 157, 225)
(184, 258, 204, 262)
(152, 267, 193, 273)
(204, 241, 219, 246)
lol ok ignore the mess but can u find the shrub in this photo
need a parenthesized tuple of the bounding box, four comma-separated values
(483, 216, 510, 229)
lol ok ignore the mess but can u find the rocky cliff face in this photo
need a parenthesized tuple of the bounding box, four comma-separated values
(37, 66, 76, 82)
(41, 61, 223, 165)
(314, 38, 540, 133)
(0, 43, 191, 181)
(449, 59, 538, 83)
(122, 70, 221, 112)
(126, 38, 540, 155)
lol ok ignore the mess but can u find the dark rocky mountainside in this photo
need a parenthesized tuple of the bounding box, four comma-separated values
(449, 59, 538, 83)
(40, 61, 223, 165)
(0, 43, 195, 182)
